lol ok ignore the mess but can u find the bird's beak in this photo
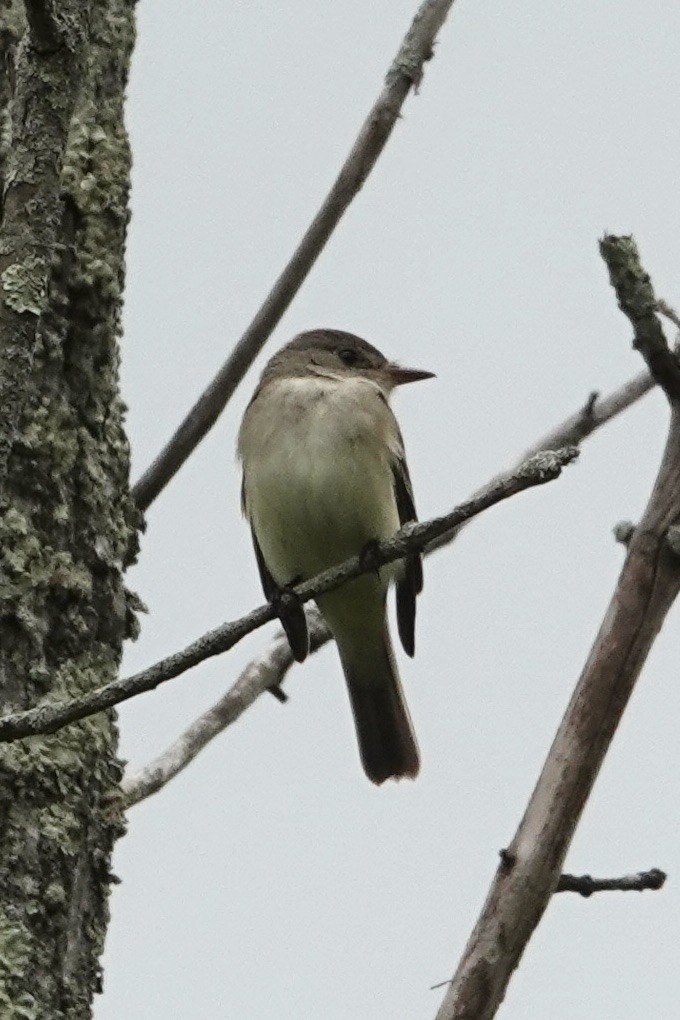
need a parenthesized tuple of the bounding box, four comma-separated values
(384, 362, 436, 386)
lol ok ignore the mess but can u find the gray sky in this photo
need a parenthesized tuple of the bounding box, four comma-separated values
(99, 2, 680, 1017)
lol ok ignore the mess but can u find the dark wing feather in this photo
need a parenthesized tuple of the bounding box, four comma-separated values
(250, 523, 277, 601)
(392, 452, 423, 657)
(242, 476, 309, 662)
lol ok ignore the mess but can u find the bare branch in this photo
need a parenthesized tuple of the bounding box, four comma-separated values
(435, 245, 680, 1020)
(556, 868, 666, 896)
(125, 364, 658, 806)
(656, 298, 680, 332)
(0, 447, 577, 743)
(600, 235, 680, 404)
(521, 376, 653, 456)
(131, 0, 460, 513)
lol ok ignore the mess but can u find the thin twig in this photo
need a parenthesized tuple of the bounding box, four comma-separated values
(123, 365, 657, 806)
(600, 235, 680, 404)
(435, 236, 680, 1020)
(131, 0, 459, 513)
(556, 868, 666, 896)
(656, 298, 680, 332)
(0, 447, 577, 743)
(521, 377, 652, 456)
(432, 882, 662, 995)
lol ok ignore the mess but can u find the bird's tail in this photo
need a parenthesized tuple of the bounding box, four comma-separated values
(338, 624, 420, 785)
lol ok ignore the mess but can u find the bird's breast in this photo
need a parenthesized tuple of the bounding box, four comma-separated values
(238, 376, 401, 584)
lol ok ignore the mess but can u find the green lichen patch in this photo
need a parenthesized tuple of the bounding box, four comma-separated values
(1, 256, 48, 315)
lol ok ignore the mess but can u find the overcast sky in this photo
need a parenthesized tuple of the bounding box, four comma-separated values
(98, 2, 680, 1018)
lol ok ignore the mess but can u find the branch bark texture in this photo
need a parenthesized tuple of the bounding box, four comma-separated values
(600, 236, 680, 402)
(0, 1, 91, 496)
(131, 0, 459, 513)
(0, 4, 139, 1015)
(435, 236, 680, 1020)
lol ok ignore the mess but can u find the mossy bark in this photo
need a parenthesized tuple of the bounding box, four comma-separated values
(0, 2, 139, 1016)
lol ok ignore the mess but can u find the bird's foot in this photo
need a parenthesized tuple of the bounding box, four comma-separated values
(359, 538, 382, 575)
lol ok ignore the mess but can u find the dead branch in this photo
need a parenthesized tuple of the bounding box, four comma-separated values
(434, 236, 680, 1020)
(555, 868, 666, 896)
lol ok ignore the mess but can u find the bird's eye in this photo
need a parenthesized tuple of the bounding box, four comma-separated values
(339, 348, 360, 366)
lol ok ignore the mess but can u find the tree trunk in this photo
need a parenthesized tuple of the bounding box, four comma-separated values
(0, 2, 138, 1016)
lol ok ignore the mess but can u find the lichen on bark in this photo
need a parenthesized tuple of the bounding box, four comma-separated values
(0, 2, 139, 1016)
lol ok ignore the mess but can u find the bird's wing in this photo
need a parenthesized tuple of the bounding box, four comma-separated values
(391, 447, 423, 658)
(242, 475, 309, 662)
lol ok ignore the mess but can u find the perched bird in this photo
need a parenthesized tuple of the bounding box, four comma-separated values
(237, 329, 434, 784)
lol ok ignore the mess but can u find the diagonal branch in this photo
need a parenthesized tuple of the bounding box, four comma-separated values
(122, 363, 658, 807)
(0, 447, 577, 743)
(435, 236, 680, 1020)
(131, 0, 460, 513)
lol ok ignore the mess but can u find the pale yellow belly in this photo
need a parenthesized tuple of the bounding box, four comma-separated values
(245, 434, 399, 585)
(240, 377, 401, 587)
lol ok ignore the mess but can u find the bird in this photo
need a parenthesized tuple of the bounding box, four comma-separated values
(237, 328, 434, 784)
